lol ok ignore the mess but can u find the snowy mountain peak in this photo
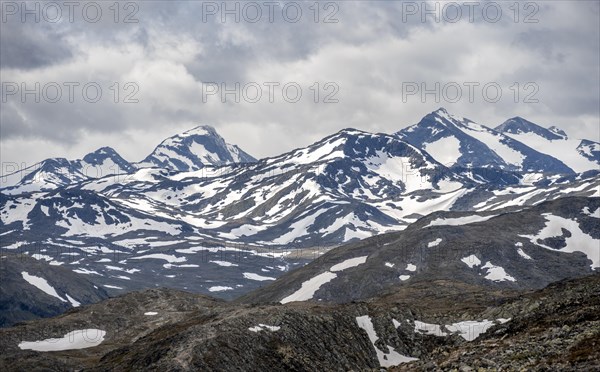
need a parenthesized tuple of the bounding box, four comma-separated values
(496, 118, 598, 173)
(429, 107, 450, 118)
(430, 107, 469, 122)
(496, 117, 600, 173)
(81, 147, 129, 165)
(495, 117, 567, 140)
(1, 146, 135, 193)
(397, 111, 575, 176)
(333, 128, 373, 138)
(91, 146, 118, 155)
(78, 147, 136, 176)
(179, 125, 219, 137)
(137, 125, 256, 172)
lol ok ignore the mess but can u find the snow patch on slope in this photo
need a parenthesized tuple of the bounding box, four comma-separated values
(424, 136, 462, 166)
(21, 272, 67, 303)
(248, 324, 280, 332)
(356, 315, 418, 367)
(426, 214, 497, 228)
(427, 238, 442, 247)
(481, 261, 517, 282)
(18, 329, 106, 351)
(521, 213, 599, 269)
(461, 255, 481, 268)
(280, 255, 370, 303)
(445, 320, 495, 341)
(280, 272, 337, 304)
(243, 272, 276, 281)
(330, 256, 368, 272)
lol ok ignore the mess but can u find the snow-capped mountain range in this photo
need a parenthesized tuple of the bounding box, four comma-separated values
(0, 147, 136, 193)
(1, 108, 599, 298)
(4, 109, 597, 195)
(396, 108, 596, 175)
(0, 125, 255, 192)
(494, 116, 600, 173)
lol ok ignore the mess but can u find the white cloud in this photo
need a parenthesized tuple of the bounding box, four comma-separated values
(1, 1, 598, 167)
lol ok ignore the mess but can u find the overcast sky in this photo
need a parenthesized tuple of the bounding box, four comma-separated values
(1, 0, 599, 169)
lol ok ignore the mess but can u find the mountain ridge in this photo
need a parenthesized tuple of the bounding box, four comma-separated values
(3, 110, 599, 193)
(1, 110, 599, 299)
(397, 108, 576, 175)
(495, 116, 567, 140)
(494, 116, 600, 173)
(1, 125, 257, 192)
(136, 124, 257, 171)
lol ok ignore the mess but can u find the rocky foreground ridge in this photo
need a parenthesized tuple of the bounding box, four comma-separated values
(0, 273, 598, 371)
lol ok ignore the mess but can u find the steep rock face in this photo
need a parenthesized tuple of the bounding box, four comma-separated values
(0, 254, 109, 327)
(137, 125, 256, 171)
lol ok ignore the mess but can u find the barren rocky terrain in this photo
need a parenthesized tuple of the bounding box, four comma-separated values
(1, 273, 598, 371)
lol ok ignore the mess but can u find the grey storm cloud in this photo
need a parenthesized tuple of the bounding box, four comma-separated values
(0, 21, 72, 69)
(1, 0, 599, 167)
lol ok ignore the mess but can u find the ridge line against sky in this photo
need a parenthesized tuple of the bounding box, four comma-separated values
(1, 1, 599, 167)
